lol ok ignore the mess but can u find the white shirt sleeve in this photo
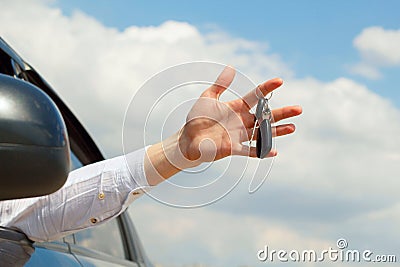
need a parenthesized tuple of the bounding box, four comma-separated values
(0, 147, 152, 242)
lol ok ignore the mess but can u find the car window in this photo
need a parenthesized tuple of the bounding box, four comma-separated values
(71, 152, 83, 170)
(74, 218, 127, 259)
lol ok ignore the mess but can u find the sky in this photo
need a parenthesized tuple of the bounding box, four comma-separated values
(56, 0, 400, 105)
(1, 0, 400, 266)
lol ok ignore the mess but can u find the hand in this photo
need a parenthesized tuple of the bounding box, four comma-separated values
(144, 66, 302, 185)
(179, 66, 302, 162)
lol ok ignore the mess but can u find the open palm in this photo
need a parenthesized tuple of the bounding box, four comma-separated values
(179, 66, 302, 163)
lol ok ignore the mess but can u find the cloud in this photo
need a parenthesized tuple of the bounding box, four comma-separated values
(354, 27, 400, 66)
(1, 1, 400, 267)
(129, 72, 400, 266)
(130, 70, 400, 265)
(129, 201, 332, 267)
(349, 26, 400, 79)
(348, 62, 382, 80)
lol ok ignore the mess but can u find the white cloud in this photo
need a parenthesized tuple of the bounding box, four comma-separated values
(129, 201, 332, 267)
(348, 62, 382, 80)
(354, 26, 400, 66)
(1, 1, 400, 267)
(350, 26, 400, 79)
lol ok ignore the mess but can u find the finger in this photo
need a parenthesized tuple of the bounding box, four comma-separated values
(273, 124, 296, 137)
(241, 77, 283, 108)
(243, 123, 296, 141)
(242, 123, 296, 143)
(272, 105, 302, 123)
(233, 144, 278, 158)
(201, 65, 236, 99)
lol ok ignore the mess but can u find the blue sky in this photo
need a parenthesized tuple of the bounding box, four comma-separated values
(57, 0, 400, 105)
(2, 1, 400, 266)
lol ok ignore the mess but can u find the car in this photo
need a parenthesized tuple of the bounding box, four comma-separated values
(0, 37, 154, 267)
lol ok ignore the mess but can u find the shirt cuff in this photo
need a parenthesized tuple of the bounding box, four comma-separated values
(124, 146, 152, 188)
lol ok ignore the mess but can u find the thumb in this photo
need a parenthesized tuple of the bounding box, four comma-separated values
(202, 65, 236, 99)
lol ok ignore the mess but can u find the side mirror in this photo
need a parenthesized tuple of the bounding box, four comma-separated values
(0, 74, 70, 200)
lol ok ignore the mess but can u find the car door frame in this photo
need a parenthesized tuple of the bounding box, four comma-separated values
(0, 37, 152, 267)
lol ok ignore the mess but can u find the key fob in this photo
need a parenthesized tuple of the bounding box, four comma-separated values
(256, 119, 272, 158)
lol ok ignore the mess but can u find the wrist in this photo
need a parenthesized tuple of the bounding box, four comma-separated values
(144, 131, 201, 186)
(165, 131, 202, 170)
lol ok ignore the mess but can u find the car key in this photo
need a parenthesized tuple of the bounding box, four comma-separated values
(251, 97, 273, 158)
